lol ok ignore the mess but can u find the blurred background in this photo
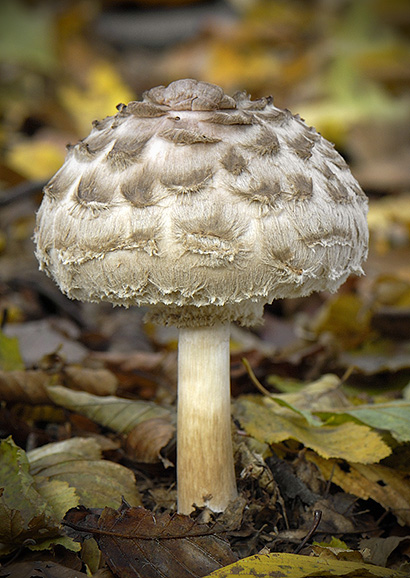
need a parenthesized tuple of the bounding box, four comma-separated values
(0, 0, 410, 385)
(1, 0, 409, 191)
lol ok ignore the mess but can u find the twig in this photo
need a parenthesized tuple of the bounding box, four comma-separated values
(294, 510, 322, 554)
(242, 357, 272, 397)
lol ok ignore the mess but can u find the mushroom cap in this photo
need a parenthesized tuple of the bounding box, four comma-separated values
(35, 79, 368, 327)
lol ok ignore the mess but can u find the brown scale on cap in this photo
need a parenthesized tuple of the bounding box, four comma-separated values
(161, 166, 214, 196)
(106, 138, 149, 170)
(120, 171, 157, 208)
(245, 127, 280, 156)
(35, 78, 368, 328)
(286, 174, 314, 202)
(221, 148, 248, 175)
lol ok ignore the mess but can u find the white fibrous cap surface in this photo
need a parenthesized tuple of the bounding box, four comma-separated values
(35, 79, 369, 327)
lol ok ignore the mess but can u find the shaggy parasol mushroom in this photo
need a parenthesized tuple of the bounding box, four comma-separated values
(35, 79, 368, 514)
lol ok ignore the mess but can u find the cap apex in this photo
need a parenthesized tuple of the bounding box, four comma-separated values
(143, 79, 237, 111)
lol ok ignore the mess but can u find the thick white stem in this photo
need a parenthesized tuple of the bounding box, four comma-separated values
(177, 322, 237, 514)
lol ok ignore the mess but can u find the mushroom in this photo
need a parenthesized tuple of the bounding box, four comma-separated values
(34, 79, 368, 514)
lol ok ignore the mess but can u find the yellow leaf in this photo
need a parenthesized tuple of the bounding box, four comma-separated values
(307, 452, 410, 526)
(6, 138, 65, 180)
(368, 193, 410, 255)
(0, 329, 24, 371)
(235, 396, 391, 463)
(312, 293, 373, 348)
(35, 478, 79, 521)
(206, 38, 281, 91)
(59, 61, 134, 135)
(28, 437, 142, 510)
(270, 374, 346, 413)
(206, 552, 407, 577)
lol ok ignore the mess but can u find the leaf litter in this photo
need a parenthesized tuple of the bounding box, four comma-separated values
(63, 503, 237, 578)
(1, 0, 410, 576)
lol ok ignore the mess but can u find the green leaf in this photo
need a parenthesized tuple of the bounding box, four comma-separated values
(0, 437, 60, 546)
(46, 385, 171, 434)
(0, 0, 56, 72)
(317, 400, 410, 443)
(0, 330, 24, 371)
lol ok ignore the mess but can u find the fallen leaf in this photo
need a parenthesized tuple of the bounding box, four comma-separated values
(3, 319, 87, 366)
(235, 396, 391, 463)
(59, 61, 134, 135)
(0, 366, 118, 405)
(0, 560, 88, 578)
(46, 385, 171, 435)
(0, 437, 77, 553)
(317, 400, 410, 443)
(270, 374, 349, 412)
(5, 137, 65, 181)
(0, 369, 52, 403)
(125, 417, 175, 466)
(28, 437, 142, 509)
(0, 0, 56, 72)
(92, 350, 166, 374)
(64, 504, 237, 578)
(297, 2, 410, 147)
(368, 193, 410, 252)
(244, 366, 349, 426)
(360, 536, 410, 568)
(303, 498, 355, 535)
(311, 542, 364, 563)
(0, 329, 24, 371)
(340, 340, 410, 375)
(306, 451, 410, 526)
(311, 293, 373, 349)
(63, 366, 118, 396)
(205, 551, 408, 577)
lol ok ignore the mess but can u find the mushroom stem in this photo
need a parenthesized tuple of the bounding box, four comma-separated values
(177, 322, 237, 514)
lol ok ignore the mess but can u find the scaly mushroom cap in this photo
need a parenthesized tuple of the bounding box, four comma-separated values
(35, 79, 368, 327)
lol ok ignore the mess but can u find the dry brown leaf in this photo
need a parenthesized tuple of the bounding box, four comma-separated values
(0, 366, 118, 404)
(92, 350, 166, 373)
(360, 535, 410, 567)
(63, 366, 118, 396)
(64, 504, 237, 578)
(0, 369, 51, 403)
(311, 542, 364, 563)
(304, 498, 355, 535)
(306, 451, 410, 526)
(125, 417, 175, 466)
